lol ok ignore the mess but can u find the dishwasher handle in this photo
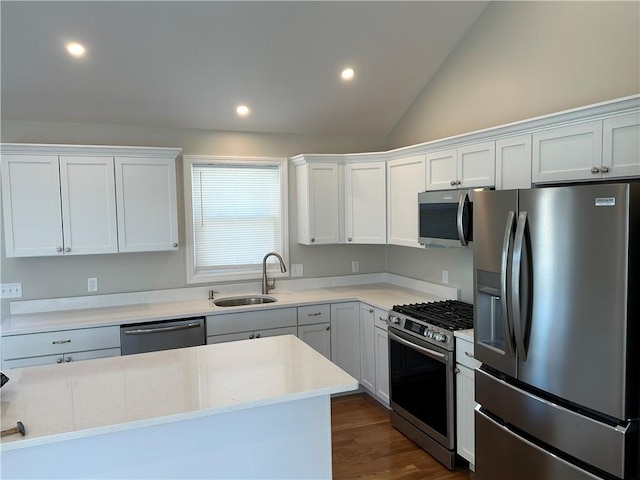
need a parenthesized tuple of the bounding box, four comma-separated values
(123, 322, 202, 335)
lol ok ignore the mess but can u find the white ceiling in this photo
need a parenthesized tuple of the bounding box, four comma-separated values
(1, 1, 487, 137)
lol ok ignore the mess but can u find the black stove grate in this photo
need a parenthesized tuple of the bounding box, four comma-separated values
(392, 300, 474, 331)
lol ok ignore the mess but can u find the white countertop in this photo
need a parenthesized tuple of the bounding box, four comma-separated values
(1, 283, 451, 336)
(0, 334, 358, 451)
(454, 328, 474, 343)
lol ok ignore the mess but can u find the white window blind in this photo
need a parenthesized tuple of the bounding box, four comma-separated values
(191, 162, 284, 275)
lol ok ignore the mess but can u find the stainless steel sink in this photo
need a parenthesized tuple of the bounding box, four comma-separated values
(213, 295, 277, 307)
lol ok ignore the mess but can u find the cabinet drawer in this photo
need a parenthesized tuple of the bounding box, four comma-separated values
(297, 304, 330, 326)
(2, 326, 121, 360)
(374, 307, 388, 330)
(456, 337, 480, 370)
(206, 307, 297, 335)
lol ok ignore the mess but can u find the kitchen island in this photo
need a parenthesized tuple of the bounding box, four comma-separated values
(0, 335, 358, 479)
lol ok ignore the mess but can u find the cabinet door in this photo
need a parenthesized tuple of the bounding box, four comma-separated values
(3, 348, 120, 369)
(496, 135, 532, 190)
(298, 323, 331, 360)
(359, 304, 375, 393)
(456, 364, 476, 467)
(115, 157, 179, 252)
(425, 149, 457, 190)
(308, 162, 341, 244)
(345, 162, 386, 244)
(532, 121, 603, 184)
(330, 302, 360, 380)
(59, 156, 118, 255)
(1, 154, 64, 257)
(602, 113, 640, 179)
(458, 141, 495, 188)
(374, 327, 389, 406)
(387, 155, 425, 247)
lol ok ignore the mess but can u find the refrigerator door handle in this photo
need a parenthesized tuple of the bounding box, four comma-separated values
(500, 211, 516, 357)
(512, 211, 528, 361)
(457, 191, 469, 247)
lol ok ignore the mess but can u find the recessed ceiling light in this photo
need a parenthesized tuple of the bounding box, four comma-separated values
(341, 68, 355, 81)
(236, 105, 250, 116)
(65, 42, 86, 58)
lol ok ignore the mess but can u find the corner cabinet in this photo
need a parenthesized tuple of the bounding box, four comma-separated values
(293, 155, 386, 245)
(0, 144, 181, 257)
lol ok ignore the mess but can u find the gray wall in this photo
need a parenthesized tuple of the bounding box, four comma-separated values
(385, 0, 640, 302)
(0, 121, 387, 318)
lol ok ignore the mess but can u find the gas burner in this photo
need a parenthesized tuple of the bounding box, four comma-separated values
(392, 300, 474, 331)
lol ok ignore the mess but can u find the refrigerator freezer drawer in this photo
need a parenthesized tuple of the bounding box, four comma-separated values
(476, 368, 636, 479)
(475, 407, 602, 480)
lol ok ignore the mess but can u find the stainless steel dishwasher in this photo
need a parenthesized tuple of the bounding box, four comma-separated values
(120, 317, 206, 355)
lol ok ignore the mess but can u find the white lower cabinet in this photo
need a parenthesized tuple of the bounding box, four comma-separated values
(374, 326, 389, 406)
(1, 326, 121, 369)
(455, 336, 481, 470)
(330, 302, 360, 381)
(360, 304, 390, 406)
(297, 304, 331, 359)
(206, 307, 297, 344)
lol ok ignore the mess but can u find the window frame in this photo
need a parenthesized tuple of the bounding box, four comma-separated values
(183, 155, 289, 284)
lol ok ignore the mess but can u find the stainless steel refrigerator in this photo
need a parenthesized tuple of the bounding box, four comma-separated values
(473, 182, 639, 480)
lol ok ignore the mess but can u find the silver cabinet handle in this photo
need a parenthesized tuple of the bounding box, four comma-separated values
(65, 247, 71, 253)
(123, 322, 201, 335)
(464, 351, 475, 358)
(57, 247, 63, 253)
(591, 166, 601, 174)
(307, 312, 322, 317)
(52, 339, 71, 345)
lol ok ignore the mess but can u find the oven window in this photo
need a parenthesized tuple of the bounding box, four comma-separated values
(390, 336, 448, 437)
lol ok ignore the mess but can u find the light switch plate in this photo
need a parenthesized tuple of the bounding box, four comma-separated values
(291, 264, 304, 277)
(87, 277, 98, 292)
(442, 270, 449, 284)
(1, 283, 22, 299)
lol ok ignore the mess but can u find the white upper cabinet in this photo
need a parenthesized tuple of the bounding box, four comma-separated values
(295, 159, 341, 245)
(1, 154, 64, 257)
(1, 144, 181, 257)
(532, 121, 603, 183)
(387, 154, 425, 248)
(345, 162, 386, 244)
(495, 135, 532, 190)
(60, 156, 118, 255)
(602, 112, 640, 179)
(115, 157, 179, 252)
(425, 141, 495, 191)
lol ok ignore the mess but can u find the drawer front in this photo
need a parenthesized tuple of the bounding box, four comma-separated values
(297, 304, 330, 326)
(456, 337, 480, 369)
(206, 307, 297, 335)
(2, 326, 121, 360)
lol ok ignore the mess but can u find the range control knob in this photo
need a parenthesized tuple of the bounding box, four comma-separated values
(434, 333, 447, 342)
(388, 315, 401, 325)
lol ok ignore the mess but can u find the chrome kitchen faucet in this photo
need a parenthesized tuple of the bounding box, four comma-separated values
(262, 252, 287, 294)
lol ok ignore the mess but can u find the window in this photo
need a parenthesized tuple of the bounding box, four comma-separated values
(184, 156, 289, 284)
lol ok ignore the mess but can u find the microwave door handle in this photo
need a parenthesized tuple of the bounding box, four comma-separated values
(500, 211, 516, 357)
(457, 192, 469, 246)
(511, 211, 528, 361)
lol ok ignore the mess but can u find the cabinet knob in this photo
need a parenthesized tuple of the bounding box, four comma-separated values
(591, 166, 601, 174)
(255, 333, 261, 339)
(369, 308, 374, 313)
(601, 166, 610, 173)
(249, 334, 255, 339)
(326, 326, 331, 331)
(454, 367, 460, 374)
(65, 356, 72, 363)
(56, 357, 63, 364)
(173, 243, 178, 248)
(311, 238, 316, 243)
(348, 237, 352, 242)
(450, 180, 456, 186)
(65, 247, 71, 253)
(57, 247, 63, 253)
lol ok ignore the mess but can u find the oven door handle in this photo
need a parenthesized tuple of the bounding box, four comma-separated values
(388, 331, 446, 361)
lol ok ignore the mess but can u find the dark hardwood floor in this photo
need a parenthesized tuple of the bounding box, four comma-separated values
(331, 394, 475, 480)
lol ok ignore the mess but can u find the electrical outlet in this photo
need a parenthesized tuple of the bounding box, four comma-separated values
(442, 270, 449, 284)
(1, 283, 22, 299)
(87, 277, 98, 292)
(351, 261, 360, 273)
(291, 264, 304, 277)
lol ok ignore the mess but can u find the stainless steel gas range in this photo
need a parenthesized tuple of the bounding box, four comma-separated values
(387, 300, 474, 469)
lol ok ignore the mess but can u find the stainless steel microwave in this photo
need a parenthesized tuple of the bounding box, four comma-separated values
(418, 189, 486, 247)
